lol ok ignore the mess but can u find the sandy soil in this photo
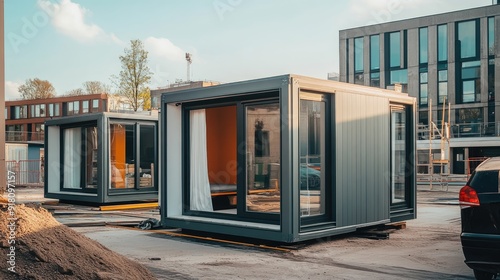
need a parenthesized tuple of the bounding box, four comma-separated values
(0, 204, 156, 280)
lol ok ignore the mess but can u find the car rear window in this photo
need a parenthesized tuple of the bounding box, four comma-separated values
(468, 170, 499, 193)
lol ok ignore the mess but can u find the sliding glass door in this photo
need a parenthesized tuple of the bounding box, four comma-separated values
(243, 102, 281, 217)
(299, 92, 331, 225)
(390, 105, 412, 209)
(184, 93, 281, 222)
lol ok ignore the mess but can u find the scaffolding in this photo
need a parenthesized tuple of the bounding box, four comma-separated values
(417, 99, 451, 190)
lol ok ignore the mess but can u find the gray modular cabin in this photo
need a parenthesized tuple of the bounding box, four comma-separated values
(44, 112, 158, 204)
(160, 74, 416, 243)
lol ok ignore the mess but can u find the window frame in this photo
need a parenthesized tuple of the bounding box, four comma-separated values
(181, 91, 281, 224)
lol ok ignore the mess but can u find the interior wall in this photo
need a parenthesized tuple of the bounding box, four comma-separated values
(110, 125, 126, 188)
(206, 106, 237, 185)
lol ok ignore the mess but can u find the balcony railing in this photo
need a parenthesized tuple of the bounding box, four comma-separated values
(418, 122, 500, 140)
(5, 131, 45, 142)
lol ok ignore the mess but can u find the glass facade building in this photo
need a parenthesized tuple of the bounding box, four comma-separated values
(339, 4, 500, 174)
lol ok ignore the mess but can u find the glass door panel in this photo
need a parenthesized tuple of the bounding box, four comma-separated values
(299, 98, 326, 217)
(391, 106, 407, 204)
(245, 103, 280, 214)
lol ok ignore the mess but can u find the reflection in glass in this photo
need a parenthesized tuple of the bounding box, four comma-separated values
(85, 127, 98, 188)
(391, 107, 407, 204)
(419, 27, 428, 64)
(389, 32, 401, 68)
(300, 97, 325, 217)
(370, 35, 380, 70)
(438, 24, 448, 62)
(458, 20, 477, 59)
(354, 37, 364, 73)
(110, 123, 135, 189)
(246, 103, 280, 213)
(139, 125, 155, 187)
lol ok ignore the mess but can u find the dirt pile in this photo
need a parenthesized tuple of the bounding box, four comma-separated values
(0, 204, 156, 280)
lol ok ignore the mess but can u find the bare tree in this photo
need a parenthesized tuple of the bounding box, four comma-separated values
(113, 40, 152, 111)
(83, 81, 111, 95)
(18, 78, 56, 99)
(66, 88, 85, 96)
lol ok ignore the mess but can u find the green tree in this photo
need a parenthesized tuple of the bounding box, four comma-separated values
(18, 78, 56, 99)
(113, 40, 152, 111)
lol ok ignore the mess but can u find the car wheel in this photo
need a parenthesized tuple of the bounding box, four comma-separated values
(473, 269, 497, 280)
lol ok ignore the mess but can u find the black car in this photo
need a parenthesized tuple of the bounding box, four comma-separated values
(459, 157, 500, 280)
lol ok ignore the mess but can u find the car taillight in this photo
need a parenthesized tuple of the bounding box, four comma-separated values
(459, 185, 480, 209)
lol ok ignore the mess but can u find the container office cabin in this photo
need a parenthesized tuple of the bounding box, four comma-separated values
(160, 74, 416, 243)
(44, 112, 158, 204)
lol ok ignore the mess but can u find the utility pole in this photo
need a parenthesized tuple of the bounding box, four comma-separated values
(185, 53, 192, 82)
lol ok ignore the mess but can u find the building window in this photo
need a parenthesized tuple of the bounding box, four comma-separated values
(354, 37, 364, 85)
(73, 101, 80, 115)
(389, 32, 401, 68)
(4, 107, 7, 120)
(458, 20, 478, 59)
(54, 103, 60, 116)
(438, 69, 448, 104)
(13, 105, 27, 119)
(437, 24, 448, 62)
(386, 31, 407, 88)
(370, 72, 380, 87)
(419, 27, 428, 65)
(461, 60, 480, 103)
(92, 99, 99, 112)
(418, 111, 428, 125)
(49, 103, 61, 117)
(40, 104, 46, 117)
(370, 35, 380, 87)
(419, 71, 428, 106)
(82, 100, 89, 114)
(455, 108, 483, 137)
(20, 105, 27, 119)
(62, 125, 98, 190)
(488, 17, 495, 57)
(66, 102, 74, 116)
(370, 35, 380, 70)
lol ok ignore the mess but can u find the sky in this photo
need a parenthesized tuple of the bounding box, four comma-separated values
(4, 0, 495, 100)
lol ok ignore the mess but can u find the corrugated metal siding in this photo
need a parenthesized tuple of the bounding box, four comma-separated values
(336, 92, 390, 227)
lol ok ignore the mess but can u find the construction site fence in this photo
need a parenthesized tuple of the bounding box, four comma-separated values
(5, 160, 44, 187)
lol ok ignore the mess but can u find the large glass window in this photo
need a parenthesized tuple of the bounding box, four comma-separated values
(67, 102, 74, 116)
(73, 101, 80, 114)
(92, 99, 100, 112)
(62, 125, 98, 190)
(437, 24, 448, 62)
(419, 72, 428, 106)
(370, 35, 380, 70)
(110, 123, 135, 189)
(389, 32, 401, 68)
(461, 60, 480, 103)
(354, 37, 364, 73)
(438, 69, 448, 104)
(184, 94, 281, 222)
(40, 104, 46, 117)
(488, 17, 495, 57)
(299, 93, 327, 219)
(49, 103, 60, 117)
(458, 20, 478, 59)
(245, 103, 280, 214)
(391, 106, 408, 205)
(139, 125, 155, 188)
(354, 37, 364, 85)
(419, 27, 428, 64)
(82, 100, 89, 114)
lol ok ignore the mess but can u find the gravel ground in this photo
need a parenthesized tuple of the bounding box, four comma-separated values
(13, 185, 473, 279)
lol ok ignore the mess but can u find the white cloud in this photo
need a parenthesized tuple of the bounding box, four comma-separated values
(5, 81, 22, 101)
(144, 37, 185, 62)
(37, 0, 123, 44)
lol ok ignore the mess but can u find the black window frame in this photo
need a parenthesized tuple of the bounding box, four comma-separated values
(108, 120, 158, 193)
(181, 91, 281, 225)
(59, 121, 98, 193)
